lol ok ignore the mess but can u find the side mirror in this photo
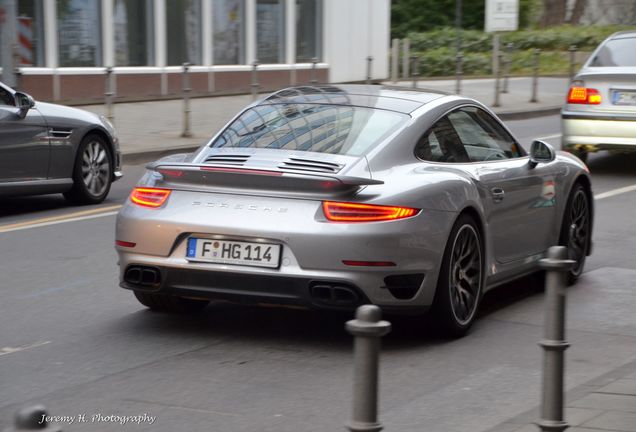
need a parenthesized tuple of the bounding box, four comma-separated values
(529, 139, 556, 167)
(14, 91, 35, 119)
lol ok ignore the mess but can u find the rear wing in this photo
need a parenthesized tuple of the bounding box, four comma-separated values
(145, 162, 383, 196)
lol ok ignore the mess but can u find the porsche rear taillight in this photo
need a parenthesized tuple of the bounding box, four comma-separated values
(130, 187, 171, 208)
(322, 201, 420, 222)
(567, 87, 601, 105)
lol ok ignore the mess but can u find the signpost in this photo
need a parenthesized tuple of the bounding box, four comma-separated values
(485, 0, 519, 107)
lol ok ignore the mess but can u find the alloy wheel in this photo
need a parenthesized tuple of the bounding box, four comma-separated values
(449, 225, 482, 326)
(81, 140, 110, 197)
(567, 189, 590, 275)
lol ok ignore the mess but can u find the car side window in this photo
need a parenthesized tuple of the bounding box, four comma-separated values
(447, 106, 523, 162)
(415, 116, 470, 163)
(0, 86, 14, 106)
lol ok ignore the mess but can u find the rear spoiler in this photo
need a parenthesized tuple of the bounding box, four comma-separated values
(146, 162, 383, 195)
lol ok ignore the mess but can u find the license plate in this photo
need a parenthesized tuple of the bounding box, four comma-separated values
(186, 238, 281, 268)
(612, 90, 636, 105)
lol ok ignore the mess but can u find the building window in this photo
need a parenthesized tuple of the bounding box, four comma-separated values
(114, 0, 154, 66)
(213, 0, 245, 65)
(256, 0, 285, 64)
(296, 0, 321, 62)
(17, 0, 46, 67)
(57, 0, 102, 67)
(167, 0, 202, 65)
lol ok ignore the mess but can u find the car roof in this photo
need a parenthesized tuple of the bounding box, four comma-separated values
(259, 84, 451, 114)
(610, 30, 636, 40)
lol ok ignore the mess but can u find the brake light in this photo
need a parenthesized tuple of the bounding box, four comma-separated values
(323, 201, 420, 222)
(342, 260, 396, 267)
(115, 240, 136, 248)
(567, 87, 601, 105)
(130, 187, 171, 208)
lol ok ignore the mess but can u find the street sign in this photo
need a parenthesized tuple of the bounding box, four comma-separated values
(485, 0, 519, 32)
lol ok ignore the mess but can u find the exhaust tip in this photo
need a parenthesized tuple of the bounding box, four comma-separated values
(309, 282, 361, 307)
(124, 266, 161, 288)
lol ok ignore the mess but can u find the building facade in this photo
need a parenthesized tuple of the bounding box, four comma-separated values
(0, 0, 390, 103)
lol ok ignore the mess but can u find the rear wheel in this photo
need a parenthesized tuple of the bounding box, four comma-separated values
(559, 184, 591, 284)
(134, 291, 209, 313)
(432, 214, 484, 337)
(64, 134, 113, 204)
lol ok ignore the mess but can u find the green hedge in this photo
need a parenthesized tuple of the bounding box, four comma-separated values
(408, 24, 635, 53)
(413, 48, 574, 77)
(406, 24, 634, 77)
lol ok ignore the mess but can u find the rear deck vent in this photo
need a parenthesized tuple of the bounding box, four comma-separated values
(279, 157, 342, 174)
(204, 154, 251, 166)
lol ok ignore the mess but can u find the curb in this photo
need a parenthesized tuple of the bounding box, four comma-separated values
(496, 106, 562, 121)
(122, 146, 201, 165)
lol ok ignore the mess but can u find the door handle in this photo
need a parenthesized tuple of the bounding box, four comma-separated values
(491, 187, 505, 203)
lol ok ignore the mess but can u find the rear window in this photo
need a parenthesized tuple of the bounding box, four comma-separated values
(590, 37, 636, 67)
(210, 103, 408, 156)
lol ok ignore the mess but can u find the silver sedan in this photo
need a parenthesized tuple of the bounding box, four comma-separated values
(0, 81, 122, 203)
(562, 30, 636, 162)
(116, 85, 593, 336)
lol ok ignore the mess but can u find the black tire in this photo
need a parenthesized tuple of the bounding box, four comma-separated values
(133, 291, 209, 313)
(64, 134, 113, 204)
(559, 183, 591, 285)
(432, 214, 484, 338)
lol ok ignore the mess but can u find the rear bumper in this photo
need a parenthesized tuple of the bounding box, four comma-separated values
(115, 193, 454, 310)
(561, 111, 636, 151)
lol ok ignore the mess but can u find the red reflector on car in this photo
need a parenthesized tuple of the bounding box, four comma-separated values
(158, 169, 184, 177)
(342, 260, 396, 267)
(567, 87, 601, 105)
(323, 201, 420, 222)
(115, 240, 136, 248)
(130, 187, 171, 208)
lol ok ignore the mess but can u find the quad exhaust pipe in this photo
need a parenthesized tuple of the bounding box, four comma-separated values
(124, 266, 161, 287)
(310, 282, 361, 307)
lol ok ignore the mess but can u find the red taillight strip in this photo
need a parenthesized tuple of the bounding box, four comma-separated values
(323, 201, 420, 222)
(158, 169, 184, 177)
(342, 260, 396, 267)
(115, 240, 136, 248)
(567, 87, 601, 105)
(130, 187, 171, 208)
(200, 167, 283, 176)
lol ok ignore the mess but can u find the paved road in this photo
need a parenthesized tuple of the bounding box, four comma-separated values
(1, 114, 636, 431)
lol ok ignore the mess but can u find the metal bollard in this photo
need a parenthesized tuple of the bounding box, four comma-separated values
(493, 52, 502, 107)
(366, 56, 373, 85)
(104, 66, 114, 124)
(410, 56, 419, 89)
(391, 39, 399, 83)
(502, 43, 513, 94)
(568, 45, 577, 81)
(310, 57, 318, 84)
(402, 38, 410, 79)
(181, 62, 192, 138)
(346, 305, 391, 432)
(5, 405, 63, 431)
(530, 48, 541, 103)
(455, 53, 463, 94)
(536, 246, 575, 432)
(251, 61, 260, 101)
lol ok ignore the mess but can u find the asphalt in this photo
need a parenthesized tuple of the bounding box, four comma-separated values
(19, 76, 634, 432)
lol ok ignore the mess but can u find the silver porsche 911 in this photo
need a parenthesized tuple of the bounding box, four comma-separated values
(116, 85, 593, 336)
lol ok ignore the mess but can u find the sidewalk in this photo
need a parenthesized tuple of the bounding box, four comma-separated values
(79, 76, 570, 164)
(489, 358, 636, 432)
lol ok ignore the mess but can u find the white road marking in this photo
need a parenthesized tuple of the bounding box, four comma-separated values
(595, 184, 636, 201)
(0, 341, 51, 357)
(535, 133, 562, 141)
